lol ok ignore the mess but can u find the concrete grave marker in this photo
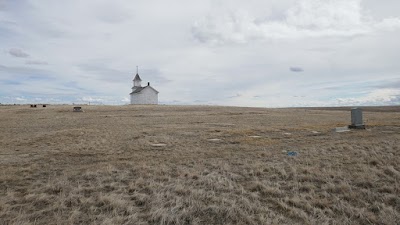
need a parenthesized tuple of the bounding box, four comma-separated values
(73, 106, 83, 112)
(349, 108, 365, 129)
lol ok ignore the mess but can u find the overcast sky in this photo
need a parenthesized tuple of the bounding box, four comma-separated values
(1, 0, 400, 107)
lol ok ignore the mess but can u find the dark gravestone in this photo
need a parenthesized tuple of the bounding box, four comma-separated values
(349, 108, 365, 129)
(73, 106, 83, 112)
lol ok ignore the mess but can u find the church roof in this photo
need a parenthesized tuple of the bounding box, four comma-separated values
(133, 74, 142, 81)
(130, 87, 145, 94)
(130, 86, 159, 95)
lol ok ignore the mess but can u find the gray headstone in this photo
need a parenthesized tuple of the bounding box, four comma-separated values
(350, 108, 365, 129)
(73, 106, 83, 112)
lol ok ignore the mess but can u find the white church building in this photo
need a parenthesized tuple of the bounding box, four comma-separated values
(130, 70, 159, 105)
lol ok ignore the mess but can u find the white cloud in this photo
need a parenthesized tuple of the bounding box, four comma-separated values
(286, 0, 364, 29)
(375, 17, 400, 31)
(336, 89, 400, 106)
(80, 96, 104, 103)
(15, 97, 27, 101)
(192, 0, 400, 44)
(121, 97, 129, 102)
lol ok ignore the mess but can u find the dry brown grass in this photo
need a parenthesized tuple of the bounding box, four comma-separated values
(0, 105, 399, 224)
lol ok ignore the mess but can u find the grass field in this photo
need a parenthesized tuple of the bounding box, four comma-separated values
(0, 105, 399, 224)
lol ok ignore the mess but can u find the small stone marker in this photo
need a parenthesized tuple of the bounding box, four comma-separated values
(349, 108, 365, 129)
(208, 138, 222, 142)
(151, 143, 167, 147)
(334, 126, 350, 133)
(73, 106, 83, 112)
(248, 135, 262, 138)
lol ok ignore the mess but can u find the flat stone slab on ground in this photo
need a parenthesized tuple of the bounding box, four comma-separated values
(248, 135, 262, 138)
(334, 126, 350, 133)
(206, 123, 235, 127)
(382, 131, 395, 133)
(151, 143, 167, 147)
(208, 138, 222, 142)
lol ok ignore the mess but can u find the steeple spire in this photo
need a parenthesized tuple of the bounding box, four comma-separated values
(133, 66, 142, 87)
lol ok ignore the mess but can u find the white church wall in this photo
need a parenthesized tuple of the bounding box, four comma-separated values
(130, 87, 158, 105)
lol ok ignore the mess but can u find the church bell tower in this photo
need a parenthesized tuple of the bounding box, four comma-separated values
(132, 66, 142, 89)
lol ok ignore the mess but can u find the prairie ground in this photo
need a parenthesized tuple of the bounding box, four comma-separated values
(0, 105, 399, 225)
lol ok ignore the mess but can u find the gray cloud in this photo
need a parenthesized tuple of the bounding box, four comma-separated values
(138, 68, 172, 84)
(0, 1, 5, 11)
(26, 60, 48, 65)
(0, 79, 21, 85)
(374, 79, 400, 89)
(8, 48, 29, 58)
(290, 67, 304, 72)
(0, 20, 17, 26)
(0, 64, 50, 76)
(78, 64, 128, 83)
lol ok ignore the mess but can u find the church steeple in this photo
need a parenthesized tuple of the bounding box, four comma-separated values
(133, 66, 142, 87)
